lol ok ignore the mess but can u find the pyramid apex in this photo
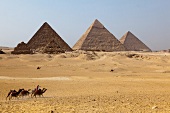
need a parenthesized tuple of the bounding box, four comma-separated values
(123, 31, 134, 38)
(91, 19, 104, 28)
(127, 31, 133, 34)
(94, 19, 99, 22)
(42, 22, 50, 26)
(127, 31, 131, 33)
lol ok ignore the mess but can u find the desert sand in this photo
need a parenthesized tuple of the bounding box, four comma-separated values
(1, 49, 170, 112)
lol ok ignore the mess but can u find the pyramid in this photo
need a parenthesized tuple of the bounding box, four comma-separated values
(12, 22, 72, 54)
(73, 19, 126, 52)
(27, 22, 72, 52)
(120, 31, 152, 52)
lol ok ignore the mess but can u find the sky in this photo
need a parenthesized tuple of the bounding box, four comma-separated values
(0, 0, 169, 51)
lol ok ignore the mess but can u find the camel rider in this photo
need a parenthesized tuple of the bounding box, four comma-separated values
(36, 85, 40, 91)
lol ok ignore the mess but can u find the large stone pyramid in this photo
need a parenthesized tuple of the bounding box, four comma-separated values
(12, 22, 72, 54)
(120, 31, 152, 52)
(73, 19, 126, 51)
(27, 22, 72, 52)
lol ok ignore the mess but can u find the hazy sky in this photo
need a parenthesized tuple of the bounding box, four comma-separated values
(0, 0, 169, 50)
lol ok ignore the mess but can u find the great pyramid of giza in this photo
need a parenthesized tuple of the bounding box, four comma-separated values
(119, 31, 152, 52)
(12, 22, 72, 54)
(73, 19, 126, 51)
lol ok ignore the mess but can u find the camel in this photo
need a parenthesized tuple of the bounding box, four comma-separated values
(19, 89, 31, 98)
(6, 90, 16, 100)
(32, 88, 47, 98)
(6, 89, 24, 100)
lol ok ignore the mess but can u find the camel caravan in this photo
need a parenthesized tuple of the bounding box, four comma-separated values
(6, 85, 47, 100)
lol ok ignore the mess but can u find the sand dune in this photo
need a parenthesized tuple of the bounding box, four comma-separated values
(1, 51, 170, 112)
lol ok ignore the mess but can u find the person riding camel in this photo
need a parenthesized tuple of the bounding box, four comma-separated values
(36, 85, 40, 91)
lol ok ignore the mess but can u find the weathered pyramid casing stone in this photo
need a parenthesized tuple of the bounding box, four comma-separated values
(120, 31, 152, 52)
(73, 19, 126, 51)
(27, 22, 72, 52)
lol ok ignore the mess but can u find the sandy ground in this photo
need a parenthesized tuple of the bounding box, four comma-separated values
(1, 50, 170, 112)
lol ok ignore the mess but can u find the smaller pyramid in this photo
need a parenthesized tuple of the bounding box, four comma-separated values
(11, 42, 33, 54)
(73, 19, 126, 51)
(120, 31, 152, 52)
